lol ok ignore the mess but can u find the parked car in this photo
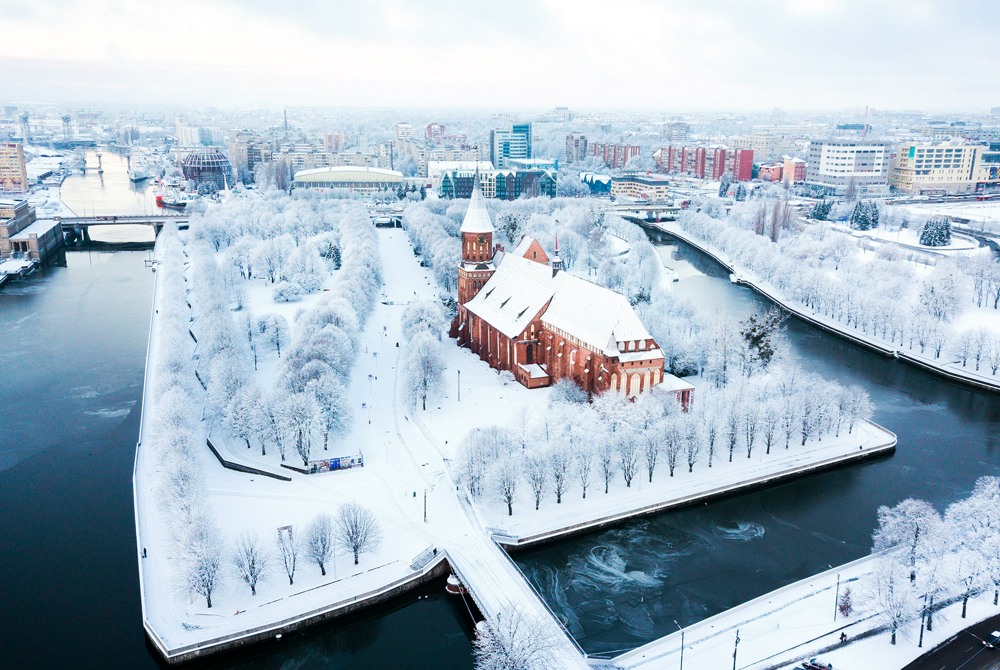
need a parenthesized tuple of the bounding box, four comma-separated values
(983, 631, 1000, 648)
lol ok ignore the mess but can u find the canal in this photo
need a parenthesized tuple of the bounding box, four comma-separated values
(514, 236, 1000, 657)
(0, 172, 475, 668)
(6, 182, 1000, 665)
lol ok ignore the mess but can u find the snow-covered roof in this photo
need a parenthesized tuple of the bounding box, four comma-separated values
(511, 236, 534, 257)
(543, 272, 655, 356)
(459, 176, 494, 234)
(657, 373, 695, 392)
(465, 245, 657, 357)
(293, 166, 404, 181)
(10, 218, 60, 240)
(464, 254, 553, 338)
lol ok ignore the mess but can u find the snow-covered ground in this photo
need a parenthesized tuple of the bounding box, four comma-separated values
(466, 420, 893, 544)
(615, 552, 1000, 670)
(657, 220, 1000, 392)
(895, 201, 1000, 234)
(137, 211, 905, 668)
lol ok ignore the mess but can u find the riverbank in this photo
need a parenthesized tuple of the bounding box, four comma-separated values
(611, 551, 1000, 670)
(473, 420, 895, 549)
(648, 220, 1000, 394)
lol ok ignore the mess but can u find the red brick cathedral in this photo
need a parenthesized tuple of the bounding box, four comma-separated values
(453, 178, 692, 403)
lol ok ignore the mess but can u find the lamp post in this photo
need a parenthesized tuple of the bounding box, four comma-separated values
(457, 369, 461, 402)
(674, 620, 684, 670)
(732, 628, 740, 670)
(834, 572, 840, 621)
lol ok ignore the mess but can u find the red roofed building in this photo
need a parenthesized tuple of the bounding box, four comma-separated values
(452, 178, 692, 404)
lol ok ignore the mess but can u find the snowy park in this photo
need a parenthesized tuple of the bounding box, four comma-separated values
(131, 188, 938, 669)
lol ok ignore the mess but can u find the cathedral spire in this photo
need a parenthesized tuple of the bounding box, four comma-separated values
(460, 169, 493, 234)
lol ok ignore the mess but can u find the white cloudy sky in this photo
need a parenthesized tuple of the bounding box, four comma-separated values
(2, 0, 996, 112)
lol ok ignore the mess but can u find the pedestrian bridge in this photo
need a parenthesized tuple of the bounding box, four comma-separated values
(58, 215, 188, 241)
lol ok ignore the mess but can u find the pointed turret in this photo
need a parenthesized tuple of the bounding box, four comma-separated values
(551, 233, 564, 276)
(460, 170, 494, 235)
(456, 170, 497, 305)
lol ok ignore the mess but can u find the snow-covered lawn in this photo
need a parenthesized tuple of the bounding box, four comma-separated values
(659, 220, 1000, 391)
(464, 420, 893, 543)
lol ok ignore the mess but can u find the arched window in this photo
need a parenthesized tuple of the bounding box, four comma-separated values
(628, 373, 641, 398)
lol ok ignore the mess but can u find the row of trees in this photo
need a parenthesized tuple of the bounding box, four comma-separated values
(868, 477, 1000, 644)
(456, 362, 873, 517)
(402, 197, 664, 307)
(193, 503, 382, 609)
(677, 207, 1000, 376)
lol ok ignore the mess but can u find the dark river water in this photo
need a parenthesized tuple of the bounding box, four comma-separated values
(5, 194, 999, 667)
(514, 236, 1000, 657)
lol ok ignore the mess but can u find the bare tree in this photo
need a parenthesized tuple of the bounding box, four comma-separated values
(275, 526, 300, 586)
(473, 604, 560, 670)
(643, 428, 662, 483)
(548, 443, 572, 504)
(306, 513, 335, 576)
(185, 515, 224, 609)
(597, 440, 617, 494)
(663, 422, 682, 477)
(685, 419, 702, 473)
(335, 501, 383, 565)
(575, 445, 594, 499)
(617, 431, 640, 488)
(743, 405, 759, 458)
(872, 557, 919, 645)
(257, 313, 289, 358)
(491, 456, 520, 516)
(232, 531, 270, 596)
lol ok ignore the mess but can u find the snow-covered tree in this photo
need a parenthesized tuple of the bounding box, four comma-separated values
(404, 331, 445, 410)
(275, 526, 300, 586)
(185, 514, 225, 609)
(306, 513, 335, 576)
(231, 531, 270, 597)
(334, 501, 383, 565)
(525, 453, 548, 511)
(919, 218, 952, 247)
(472, 604, 559, 670)
(490, 455, 520, 516)
(225, 385, 264, 452)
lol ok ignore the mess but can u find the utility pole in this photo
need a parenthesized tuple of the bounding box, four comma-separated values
(918, 593, 928, 648)
(674, 620, 684, 670)
(457, 369, 461, 402)
(834, 573, 840, 621)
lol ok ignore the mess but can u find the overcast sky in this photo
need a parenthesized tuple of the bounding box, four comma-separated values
(2, 0, 996, 112)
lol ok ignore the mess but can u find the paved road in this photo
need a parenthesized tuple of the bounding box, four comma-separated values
(903, 612, 1000, 670)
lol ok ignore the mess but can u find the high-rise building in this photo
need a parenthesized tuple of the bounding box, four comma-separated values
(425, 123, 446, 141)
(805, 139, 889, 196)
(565, 132, 588, 163)
(395, 123, 413, 140)
(590, 142, 640, 169)
(666, 122, 691, 143)
(323, 131, 345, 152)
(490, 123, 532, 169)
(890, 141, 997, 195)
(0, 143, 29, 193)
(654, 145, 753, 181)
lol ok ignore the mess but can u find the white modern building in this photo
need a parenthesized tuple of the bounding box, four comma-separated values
(804, 139, 890, 196)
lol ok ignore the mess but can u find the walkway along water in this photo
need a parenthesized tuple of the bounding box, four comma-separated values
(644, 219, 1000, 394)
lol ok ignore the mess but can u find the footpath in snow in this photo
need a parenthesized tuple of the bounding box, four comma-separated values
(653, 220, 1000, 394)
(138, 222, 907, 669)
(613, 552, 1000, 670)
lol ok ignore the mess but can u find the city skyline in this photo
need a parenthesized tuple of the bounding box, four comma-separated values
(2, 0, 998, 112)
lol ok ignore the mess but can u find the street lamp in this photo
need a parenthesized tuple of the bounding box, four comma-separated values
(674, 620, 684, 670)
(457, 369, 461, 402)
(732, 628, 740, 670)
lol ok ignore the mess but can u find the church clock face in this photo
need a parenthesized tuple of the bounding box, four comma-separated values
(476, 234, 486, 245)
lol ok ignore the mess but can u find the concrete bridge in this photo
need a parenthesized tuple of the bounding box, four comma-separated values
(58, 215, 188, 241)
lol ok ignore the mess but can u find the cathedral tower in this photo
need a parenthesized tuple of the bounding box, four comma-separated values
(457, 174, 496, 305)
